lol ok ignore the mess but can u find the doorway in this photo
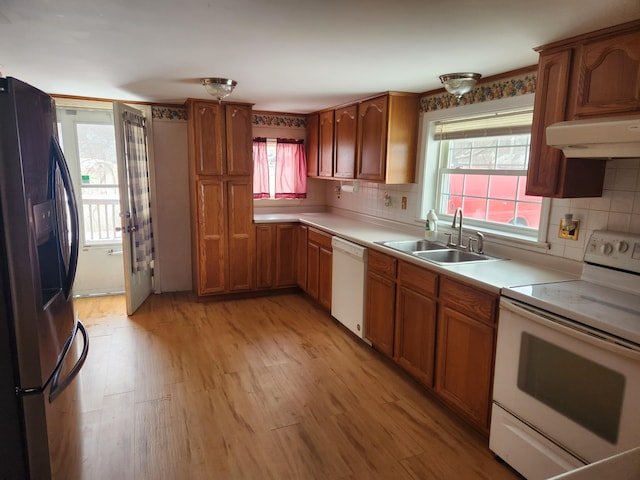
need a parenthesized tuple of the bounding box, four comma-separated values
(57, 106, 125, 296)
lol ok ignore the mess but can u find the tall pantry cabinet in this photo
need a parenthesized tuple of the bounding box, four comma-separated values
(186, 99, 255, 298)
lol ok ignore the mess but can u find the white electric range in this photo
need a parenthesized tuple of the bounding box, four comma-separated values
(491, 230, 640, 480)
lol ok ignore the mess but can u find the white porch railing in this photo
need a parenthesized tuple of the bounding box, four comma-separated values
(81, 194, 122, 244)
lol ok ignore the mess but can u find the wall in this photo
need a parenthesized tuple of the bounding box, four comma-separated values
(150, 106, 192, 292)
(323, 72, 640, 263)
(549, 159, 640, 261)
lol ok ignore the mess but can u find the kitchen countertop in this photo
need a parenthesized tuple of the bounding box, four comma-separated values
(255, 212, 578, 293)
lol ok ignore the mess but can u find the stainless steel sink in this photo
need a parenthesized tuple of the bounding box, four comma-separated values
(413, 249, 501, 264)
(378, 239, 449, 253)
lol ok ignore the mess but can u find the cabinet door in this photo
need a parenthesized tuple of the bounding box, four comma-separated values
(364, 271, 396, 357)
(227, 178, 254, 291)
(192, 102, 225, 175)
(334, 105, 357, 178)
(436, 306, 495, 430)
(318, 246, 332, 311)
(526, 50, 572, 197)
(255, 224, 274, 289)
(319, 110, 335, 177)
(357, 96, 388, 182)
(306, 113, 319, 177)
(296, 224, 308, 290)
(196, 178, 225, 294)
(307, 241, 320, 300)
(395, 286, 437, 388)
(275, 223, 297, 287)
(225, 104, 253, 176)
(572, 30, 640, 117)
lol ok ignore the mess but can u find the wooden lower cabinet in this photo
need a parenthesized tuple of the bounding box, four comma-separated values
(364, 250, 397, 357)
(394, 262, 438, 388)
(295, 224, 308, 289)
(255, 223, 297, 290)
(365, 271, 396, 356)
(226, 179, 255, 292)
(436, 277, 497, 431)
(194, 177, 254, 295)
(195, 178, 225, 294)
(306, 227, 332, 311)
(255, 224, 273, 289)
(318, 247, 332, 310)
(364, 251, 498, 433)
(436, 306, 495, 430)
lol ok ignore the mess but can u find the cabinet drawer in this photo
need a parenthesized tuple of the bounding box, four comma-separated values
(440, 277, 496, 325)
(368, 250, 397, 278)
(398, 261, 438, 298)
(308, 227, 333, 249)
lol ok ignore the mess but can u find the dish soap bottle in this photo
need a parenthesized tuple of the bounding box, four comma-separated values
(425, 209, 438, 238)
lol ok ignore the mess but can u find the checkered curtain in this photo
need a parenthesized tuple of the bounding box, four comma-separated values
(122, 110, 154, 272)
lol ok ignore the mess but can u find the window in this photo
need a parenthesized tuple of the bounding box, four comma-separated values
(423, 98, 545, 240)
(253, 138, 307, 199)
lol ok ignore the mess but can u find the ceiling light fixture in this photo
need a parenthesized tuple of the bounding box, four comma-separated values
(439, 73, 481, 99)
(201, 77, 237, 103)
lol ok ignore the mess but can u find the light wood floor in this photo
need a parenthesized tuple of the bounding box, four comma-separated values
(74, 292, 520, 480)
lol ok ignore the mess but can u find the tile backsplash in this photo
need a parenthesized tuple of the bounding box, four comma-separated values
(323, 158, 640, 262)
(548, 158, 640, 261)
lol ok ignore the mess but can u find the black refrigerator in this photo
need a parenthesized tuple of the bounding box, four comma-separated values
(0, 77, 89, 479)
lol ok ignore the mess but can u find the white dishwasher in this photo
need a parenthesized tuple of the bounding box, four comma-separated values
(331, 237, 369, 342)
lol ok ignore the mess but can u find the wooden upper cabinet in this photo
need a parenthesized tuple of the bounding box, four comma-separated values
(306, 113, 319, 177)
(571, 28, 640, 118)
(319, 110, 335, 177)
(526, 20, 638, 198)
(225, 104, 253, 176)
(190, 101, 225, 175)
(526, 50, 572, 197)
(357, 93, 419, 184)
(357, 96, 387, 181)
(333, 105, 357, 178)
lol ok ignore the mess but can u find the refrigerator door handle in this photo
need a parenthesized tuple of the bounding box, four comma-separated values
(50, 137, 80, 300)
(48, 319, 89, 403)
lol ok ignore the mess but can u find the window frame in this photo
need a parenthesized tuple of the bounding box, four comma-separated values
(419, 95, 550, 248)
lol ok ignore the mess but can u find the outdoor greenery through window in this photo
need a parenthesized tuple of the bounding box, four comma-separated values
(435, 108, 543, 232)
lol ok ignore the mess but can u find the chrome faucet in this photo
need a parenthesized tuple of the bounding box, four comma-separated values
(450, 207, 464, 248)
(468, 232, 485, 254)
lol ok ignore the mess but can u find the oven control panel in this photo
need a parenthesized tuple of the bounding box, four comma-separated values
(584, 230, 640, 274)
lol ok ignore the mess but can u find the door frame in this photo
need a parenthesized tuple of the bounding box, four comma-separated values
(55, 98, 162, 300)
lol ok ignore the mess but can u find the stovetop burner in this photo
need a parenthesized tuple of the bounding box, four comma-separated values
(502, 231, 640, 346)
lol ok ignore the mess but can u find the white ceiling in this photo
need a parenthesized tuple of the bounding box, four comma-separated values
(1, 0, 638, 114)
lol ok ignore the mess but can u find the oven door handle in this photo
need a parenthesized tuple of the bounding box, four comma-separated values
(500, 297, 640, 356)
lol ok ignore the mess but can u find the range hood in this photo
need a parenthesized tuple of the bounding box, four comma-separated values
(546, 115, 640, 159)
